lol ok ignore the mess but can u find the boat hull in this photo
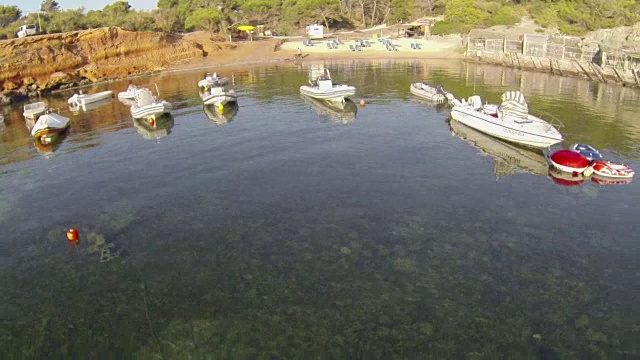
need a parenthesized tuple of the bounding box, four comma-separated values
(450, 105, 563, 149)
(131, 102, 173, 119)
(300, 85, 356, 102)
(591, 160, 635, 179)
(409, 83, 447, 102)
(200, 91, 237, 106)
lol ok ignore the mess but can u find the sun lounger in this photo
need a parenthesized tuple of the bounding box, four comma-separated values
(349, 45, 356, 51)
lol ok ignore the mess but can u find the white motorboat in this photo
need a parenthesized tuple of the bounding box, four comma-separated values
(67, 90, 113, 106)
(23, 101, 49, 120)
(410, 83, 455, 103)
(450, 91, 564, 149)
(199, 86, 237, 106)
(69, 97, 113, 113)
(299, 65, 356, 102)
(198, 72, 229, 88)
(118, 84, 141, 99)
(130, 87, 172, 119)
(30, 111, 70, 138)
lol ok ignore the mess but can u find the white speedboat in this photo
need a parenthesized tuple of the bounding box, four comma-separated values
(69, 97, 113, 113)
(299, 65, 355, 102)
(450, 91, 564, 149)
(198, 72, 229, 88)
(410, 83, 455, 103)
(118, 84, 141, 99)
(130, 87, 172, 119)
(199, 86, 237, 106)
(68, 90, 113, 106)
(23, 101, 49, 120)
(31, 111, 70, 139)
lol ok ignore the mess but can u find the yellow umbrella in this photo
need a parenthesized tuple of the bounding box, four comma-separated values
(237, 25, 255, 31)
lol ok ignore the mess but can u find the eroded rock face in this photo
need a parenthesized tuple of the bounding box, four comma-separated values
(0, 27, 206, 100)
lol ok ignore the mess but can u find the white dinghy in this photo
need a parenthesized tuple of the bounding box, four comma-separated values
(300, 65, 356, 103)
(198, 72, 229, 88)
(130, 87, 172, 119)
(199, 86, 237, 107)
(410, 83, 455, 103)
(450, 91, 564, 149)
(23, 101, 49, 120)
(118, 84, 141, 99)
(67, 90, 113, 107)
(31, 111, 70, 139)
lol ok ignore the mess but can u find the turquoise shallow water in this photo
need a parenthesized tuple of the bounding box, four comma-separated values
(0, 60, 639, 357)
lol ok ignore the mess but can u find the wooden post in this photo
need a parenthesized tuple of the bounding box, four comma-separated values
(522, 34, 527, 55)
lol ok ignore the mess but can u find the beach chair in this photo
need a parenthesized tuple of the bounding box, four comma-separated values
(385, 44, 392, 51)
(410, 43, 416, 49)
(355, 45, 362, 51)
(327, 42, 332, 49)
(349, 45, 356, 51)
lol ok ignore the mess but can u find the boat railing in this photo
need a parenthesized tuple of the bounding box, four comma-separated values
(530, 109, 565, 130)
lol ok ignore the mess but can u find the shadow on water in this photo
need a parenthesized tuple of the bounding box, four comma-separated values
(300, 94, 358, 124)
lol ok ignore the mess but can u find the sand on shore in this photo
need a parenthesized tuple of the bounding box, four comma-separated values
(168, 35, 464, 73)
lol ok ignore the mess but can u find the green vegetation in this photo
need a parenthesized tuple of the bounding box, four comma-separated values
(0, 0, 638, 39)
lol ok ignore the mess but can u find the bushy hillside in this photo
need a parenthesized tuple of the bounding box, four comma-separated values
(0, 0, 638, 39)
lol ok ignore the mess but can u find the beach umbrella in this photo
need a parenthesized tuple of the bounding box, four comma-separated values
(237, 25, 255, 31)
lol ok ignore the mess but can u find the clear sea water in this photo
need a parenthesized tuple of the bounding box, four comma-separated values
(1, 60, 638, 358)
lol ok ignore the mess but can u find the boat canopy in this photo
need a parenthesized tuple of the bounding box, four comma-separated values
(136, 89, 155, 107)
(499, 91, 530, 122)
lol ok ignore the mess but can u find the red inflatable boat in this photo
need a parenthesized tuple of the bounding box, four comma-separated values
(549, 149, 590, 173)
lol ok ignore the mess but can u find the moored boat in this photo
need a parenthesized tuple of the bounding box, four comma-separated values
(130, 87, 172, 119)
(591, 174, 633, 185)
(198, 72, 229, 88)
(450, 91, 564, 149)
(549, 149, 590, 173)
(591, 160, 635, 179)
(118, 84, 141, 99)
(570, 143, 602, 161)
(23, 101, 49, 120)
(410, 83, 455, 103)
(67, 90, 113, 106)
(300, 65, 355, 102)
(30, 112, 70, 139)
(199, 86, 237, 106)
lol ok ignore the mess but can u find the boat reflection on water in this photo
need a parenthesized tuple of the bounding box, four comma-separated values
(203, 102, 239, 125)
(548, 167, 585, 186)
(409, 96, 450, 113)
(33, 127, 70, 156)
(132, 113, 174, 140)
(449, 119, 549, 179)
(69, 97, 113, 114)
(301, 94, 358, 124)
(591, 174, 633, 186)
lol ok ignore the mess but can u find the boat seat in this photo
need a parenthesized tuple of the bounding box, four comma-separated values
(468, 95, 483, 110)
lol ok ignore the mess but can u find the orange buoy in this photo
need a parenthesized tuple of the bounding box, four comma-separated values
(359, 99, 366, 107)
(67, 228, 79, 241)
(148, 118, 155, 127)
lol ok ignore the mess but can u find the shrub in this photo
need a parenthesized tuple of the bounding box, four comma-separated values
(491, 6, 524, 26)
(431, 21, 472, 35)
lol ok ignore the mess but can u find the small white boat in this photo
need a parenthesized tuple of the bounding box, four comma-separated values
(67, 90, 113, 106)
(31, 112, 70, 138)
(130, 87, 172, 119)
(410, 83, 455, 103)
(69, 97, 113, 113)
(450, 91, 564, 149)
(300, 65, 355, 102)
(23, 101, 49, 120)
(198, 72, 229, 88)
(200, 86, 237, 106)
(118, 84, 141, 99)
(591, 160, 635, 179)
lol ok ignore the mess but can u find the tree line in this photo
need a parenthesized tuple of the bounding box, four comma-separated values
(0, 0, 638, 40)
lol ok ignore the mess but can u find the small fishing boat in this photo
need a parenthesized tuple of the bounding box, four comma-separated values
(23, 101, 49, 120)
(68, 90, 113, 106)
(130, 87, 172, 119)
(450, 91, 564, 149)
(300, 65, 356, 102)
(549, 149, 590, 173)
(198, 72, 229, 88)
(570, 143, 602, 161)
(69, 97, 113, 113)
(591, 160, 635, 179)
(118, 84, 141, 99)
(30, 111, 70, 139)
(410, 83, 455, 103)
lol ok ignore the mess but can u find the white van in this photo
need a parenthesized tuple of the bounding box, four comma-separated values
(17, 24, 37, 38)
